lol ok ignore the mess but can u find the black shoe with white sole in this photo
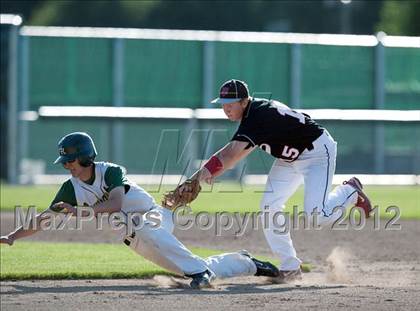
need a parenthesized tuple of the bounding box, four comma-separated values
(240, 250, 280, 277)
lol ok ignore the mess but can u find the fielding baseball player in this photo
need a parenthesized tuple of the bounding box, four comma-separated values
(0, 132, 280, 289)
(164, 79, 372, 283)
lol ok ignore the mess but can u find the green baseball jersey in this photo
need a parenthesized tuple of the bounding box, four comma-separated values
(50, 162, 156, 214)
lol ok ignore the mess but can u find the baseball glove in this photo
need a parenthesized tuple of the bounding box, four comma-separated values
(162, 179, 202, 210)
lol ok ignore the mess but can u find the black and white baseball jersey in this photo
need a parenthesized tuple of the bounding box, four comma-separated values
(232, 98, 324, 161)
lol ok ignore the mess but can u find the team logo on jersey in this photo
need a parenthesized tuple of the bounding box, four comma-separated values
(92, 192, 110, 207)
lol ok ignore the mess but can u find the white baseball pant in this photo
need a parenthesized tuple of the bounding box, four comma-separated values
(125, 206, 257, 278)
(260, 130, 358, 271)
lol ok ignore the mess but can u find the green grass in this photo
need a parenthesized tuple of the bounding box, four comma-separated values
(1, 183, 419, 219)
(0, 242, 223, 280)
(194, 184, 420, 219)
(1, 184, 61, 211)
(0, 241, 289, 280)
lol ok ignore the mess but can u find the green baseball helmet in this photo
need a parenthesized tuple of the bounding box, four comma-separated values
(54, 132, 97, 166)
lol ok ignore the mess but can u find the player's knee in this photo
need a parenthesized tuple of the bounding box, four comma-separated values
(134, 223, 160, 242)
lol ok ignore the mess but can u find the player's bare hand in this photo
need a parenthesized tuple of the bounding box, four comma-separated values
(52, 202, 76, 214)
(0, 236, 14, 246)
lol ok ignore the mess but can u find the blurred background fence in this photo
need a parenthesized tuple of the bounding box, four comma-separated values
(1, 16, 419, 184)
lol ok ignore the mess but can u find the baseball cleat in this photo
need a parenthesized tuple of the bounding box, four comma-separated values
(240, 250, 280, 277)
(343, 177, 372, 218)
(271, 268, 302, 284)
(189, 270, 215, 289)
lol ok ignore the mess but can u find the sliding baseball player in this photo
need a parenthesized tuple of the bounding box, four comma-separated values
(0, 132, 279, 289)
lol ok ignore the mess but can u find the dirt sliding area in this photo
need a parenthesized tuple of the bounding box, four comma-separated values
(1, 214, 420, 311)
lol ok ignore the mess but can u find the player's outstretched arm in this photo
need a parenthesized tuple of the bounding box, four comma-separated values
(192, 140, 254, 184)
(0, 211, 50, 246)
(162, 141, 254, 209)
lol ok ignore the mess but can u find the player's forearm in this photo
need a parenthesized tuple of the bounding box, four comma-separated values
(8, 226, 38, 240)
(191, 141, 253, 183)
(7, 215, 43, 241)
(90, 198, 123, 216)
(190, 157, 230, 185)
(217, 150, 240, 170)
(191, 154, 241, 183)
(191, 166, 222, 182)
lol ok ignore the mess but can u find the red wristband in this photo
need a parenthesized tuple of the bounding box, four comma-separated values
(204, 156, 224, 176)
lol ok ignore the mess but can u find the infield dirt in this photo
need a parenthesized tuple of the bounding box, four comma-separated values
(1, 213, 419, 310)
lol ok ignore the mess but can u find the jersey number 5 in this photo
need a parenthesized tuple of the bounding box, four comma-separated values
(282, 145, 300, 160)
(259, 143, 300, 161)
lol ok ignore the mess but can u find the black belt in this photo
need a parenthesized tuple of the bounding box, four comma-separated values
(123, 232, 136, 246)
